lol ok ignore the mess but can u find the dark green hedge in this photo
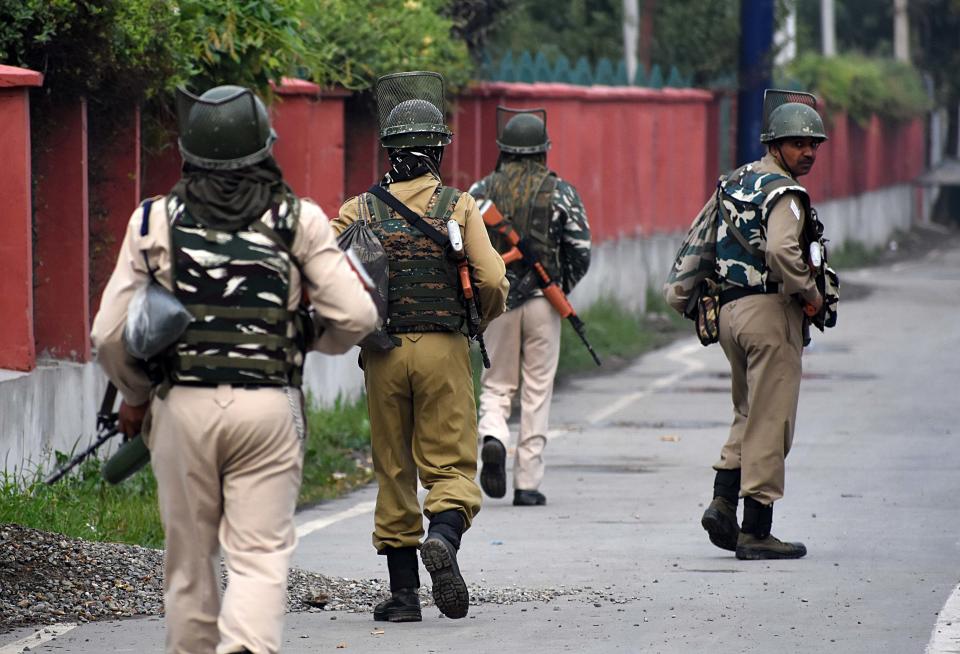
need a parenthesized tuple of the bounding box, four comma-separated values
(783, 54, 931, 124)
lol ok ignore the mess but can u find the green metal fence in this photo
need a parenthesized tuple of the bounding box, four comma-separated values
(480, 50, 693, 88)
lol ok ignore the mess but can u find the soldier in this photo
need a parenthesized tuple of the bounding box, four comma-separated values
(700, 90, 829, 560)
(469, 108, 591, 506)
(91, 85, 379, 653)
(330, 71, 507, 622)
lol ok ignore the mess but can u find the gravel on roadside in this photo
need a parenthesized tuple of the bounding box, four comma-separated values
(1, 524, 633, 632)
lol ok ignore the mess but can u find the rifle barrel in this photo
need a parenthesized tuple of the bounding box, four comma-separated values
(567, 315, 602, 367)
(44, 428, 118, 485)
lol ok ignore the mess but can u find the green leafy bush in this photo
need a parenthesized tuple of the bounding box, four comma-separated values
(299, 0, 472, 90)
(0, 0, 185, 100)
(0, 0, 473, 101)
(783, 54, 930, 124)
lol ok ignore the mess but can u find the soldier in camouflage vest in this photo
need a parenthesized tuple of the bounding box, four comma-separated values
(331, 72, 507, 623)
(700, 90, 830, 561)
(91, 85, 378, 654)
(470, 108, 591, 507)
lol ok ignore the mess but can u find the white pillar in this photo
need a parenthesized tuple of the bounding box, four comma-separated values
(623, 0, 640, 84)
(894, 0, 910, 62)
(775, 1, 797, 66)
(821, 0, 836, 56)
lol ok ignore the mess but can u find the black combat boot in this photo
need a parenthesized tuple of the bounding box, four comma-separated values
(701, 468, 740, 552)
(736, 497, 807, 560)
(421, 510, 469, 619)
(373, 547, 422, 622)
(513, 489, 547, 506)
(480, 436, 507, 498)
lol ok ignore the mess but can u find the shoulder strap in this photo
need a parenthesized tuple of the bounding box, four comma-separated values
(139, 198, 158, 281)
(715, 188, 762, 259)
(426, 186, 460, 221)
(368, 184, 448, 248)
(140, 198, 155, 236)
(248, 206, 313, 290)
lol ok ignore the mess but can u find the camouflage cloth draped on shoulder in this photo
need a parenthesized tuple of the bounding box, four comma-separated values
(471, 160, 591, 310)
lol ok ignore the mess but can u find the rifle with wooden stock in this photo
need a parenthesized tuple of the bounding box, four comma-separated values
(478, 199, 601, 367)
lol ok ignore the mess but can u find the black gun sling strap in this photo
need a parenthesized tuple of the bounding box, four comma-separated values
(367, 183, 457, 248)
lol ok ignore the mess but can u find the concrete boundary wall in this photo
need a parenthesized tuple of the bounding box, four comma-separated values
(0, 352, 365, 474)
(2, 182, 921, 473)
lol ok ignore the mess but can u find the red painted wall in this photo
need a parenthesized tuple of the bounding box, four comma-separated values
(0, 77, 931, 369)
(89, 106, 141, 314)
(0, 65, 43, 371)
(33, 97, 91, 361)
(271, 81, 350, 217)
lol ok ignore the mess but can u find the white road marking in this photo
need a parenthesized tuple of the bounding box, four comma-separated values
(926, 582, 960, 653)
(586, 341, 706, 425)
(0, 624, 77, 654)
(296, 500, 376, 539)
(295, 342, 703, 538)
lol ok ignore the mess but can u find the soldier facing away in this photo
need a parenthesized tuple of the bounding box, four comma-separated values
(91, 85, 379, 653)
(700, 90, 837, 560)
(469, 107, 591, 506)
(330, 71, 508, 622)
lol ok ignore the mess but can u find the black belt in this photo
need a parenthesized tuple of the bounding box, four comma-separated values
(719, 281, 780, 306)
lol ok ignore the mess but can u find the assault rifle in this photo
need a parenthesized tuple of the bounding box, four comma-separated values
(478, 199, 601, 367)
(45, 382, 150, 485)
(447, 219, 491, 368)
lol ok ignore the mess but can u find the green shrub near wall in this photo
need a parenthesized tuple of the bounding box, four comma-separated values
(0, 0, 472, 101)
(783, 54, 931, 125)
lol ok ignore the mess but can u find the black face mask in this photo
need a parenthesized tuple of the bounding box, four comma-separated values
(381, 147, 444, 185)
(171, 157, 291, 231)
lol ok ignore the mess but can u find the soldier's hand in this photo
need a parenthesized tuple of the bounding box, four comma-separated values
(118, 400, 148, 439)
(810, 291, 824, 315)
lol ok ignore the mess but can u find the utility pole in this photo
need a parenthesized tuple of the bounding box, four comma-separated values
(737, 0, 775, 165)
(894, 0, 910, 62)
(821, 0, 836, 56)
(623, 0, 640, 84)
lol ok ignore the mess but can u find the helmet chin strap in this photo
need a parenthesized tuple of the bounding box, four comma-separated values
(771, 143, 797, 178)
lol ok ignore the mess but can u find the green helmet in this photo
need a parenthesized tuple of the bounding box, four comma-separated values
(496, 107, 550, 154)
(176, 85, 276, 170)
(759, 89, 828, 143)
(762, 103, 828, 143)
(376, 71, 452, 148)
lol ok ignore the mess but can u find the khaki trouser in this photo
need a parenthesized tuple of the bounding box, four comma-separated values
(149, 385, 304, 654)
(362, 332, 482, 551)
(715, 293, 804, 505)
(477, 297, 562, 491)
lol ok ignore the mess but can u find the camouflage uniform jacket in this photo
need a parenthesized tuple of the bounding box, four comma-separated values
(716, 153, 820, 305)
(470, 160, 591, 311)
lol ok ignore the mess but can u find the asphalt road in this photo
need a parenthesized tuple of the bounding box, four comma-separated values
(4, 232, 960, 653)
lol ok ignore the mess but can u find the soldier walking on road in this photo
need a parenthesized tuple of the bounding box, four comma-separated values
(469, 108, 591, 506)
(91, 85, 379, 653)
(331, 72, 508, 622)
(700, 90, 837, 560)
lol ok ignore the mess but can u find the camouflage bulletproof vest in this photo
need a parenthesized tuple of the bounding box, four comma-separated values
(715, 166, 810, 290)
(166, 195, 304, 386)
(364, 185, 465, 334)
(486, 161, 560, 281)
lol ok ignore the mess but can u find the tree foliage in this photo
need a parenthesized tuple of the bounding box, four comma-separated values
(0, 0, 184, 100)
(484, 0, 625, 65)
(0, 0, 473, 101)
(648, 0, 740, 85)
(299, 0, 471, 91)
(784, 53, 930, 124)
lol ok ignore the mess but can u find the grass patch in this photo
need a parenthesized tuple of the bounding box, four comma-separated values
(828, 240, 884, 269)
(1, 394, 374, 547)
(0, 457, 164, 548)
(557, 292, 686, 377)
(299, 395, 373, 506)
